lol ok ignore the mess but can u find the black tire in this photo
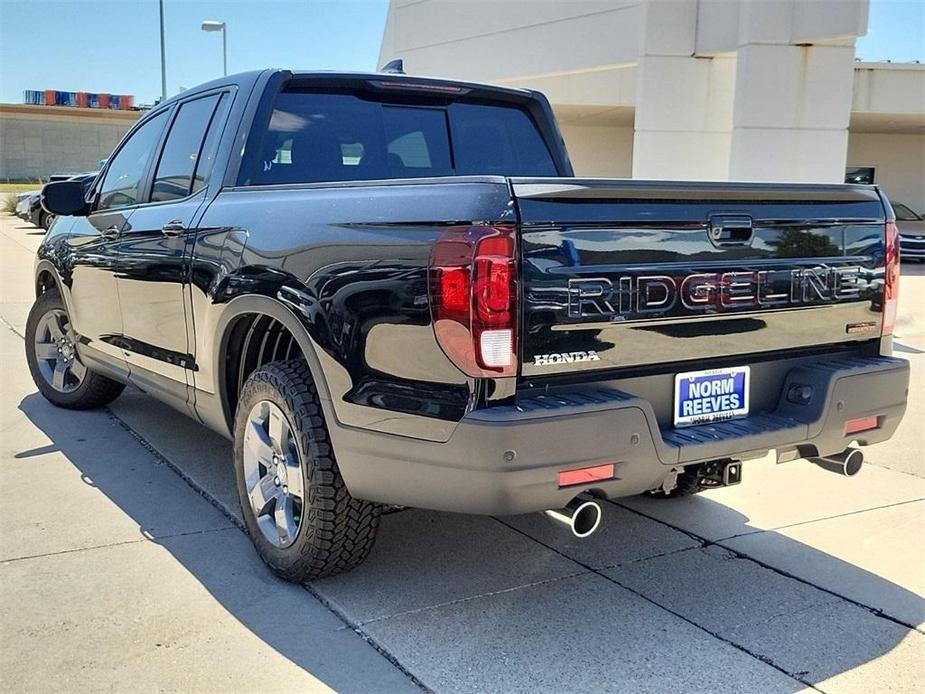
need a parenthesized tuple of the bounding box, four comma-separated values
(25, 288, 125, 409)
(233, 359, 381, 581)
(39, 210, 53, 230)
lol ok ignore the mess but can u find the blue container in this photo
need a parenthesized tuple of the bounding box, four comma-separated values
(88, 93, 100, 108)
(23, 90, 44, 105)
(110, 94, 121, 110)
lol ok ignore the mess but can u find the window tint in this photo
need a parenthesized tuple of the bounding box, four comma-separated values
(383, 106, 452, 177)
(192, 94, 230, 194)
(97, 111, 168, 210)
(450, 102, 558, 177)
(152, 95, 220, 202)
(247, 90, 557, 186)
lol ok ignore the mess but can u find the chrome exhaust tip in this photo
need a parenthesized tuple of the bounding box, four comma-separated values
(544, 495, 603, 538)
(810, 447, 864, 477)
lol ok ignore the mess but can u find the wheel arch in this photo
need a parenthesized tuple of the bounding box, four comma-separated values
(34, 259, 62, 298)
(212, 294, 336, 436)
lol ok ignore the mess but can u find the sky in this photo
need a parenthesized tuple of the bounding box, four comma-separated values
(0, 0, 391, 105)
(0, 0, 922, 106)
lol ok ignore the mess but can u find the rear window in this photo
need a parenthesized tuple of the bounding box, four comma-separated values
(246, 90, 557, 186)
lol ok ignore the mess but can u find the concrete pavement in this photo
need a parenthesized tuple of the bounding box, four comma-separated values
(1, 213, 923, 693)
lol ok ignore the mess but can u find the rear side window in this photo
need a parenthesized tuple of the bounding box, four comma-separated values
(246, 90, 557, 186)
(192, 94, 230, 194)
(152, 94, 221, 202)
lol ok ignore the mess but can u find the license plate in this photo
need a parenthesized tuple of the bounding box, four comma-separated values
(674, 366, 750, 427)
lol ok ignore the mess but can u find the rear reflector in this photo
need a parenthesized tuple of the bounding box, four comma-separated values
(845, 415, 880, 435)
(882, 221, 900, 336)
(558, 464, 615, 488)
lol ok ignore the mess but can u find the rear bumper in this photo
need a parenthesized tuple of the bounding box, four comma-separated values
(332, 356, 909, 515)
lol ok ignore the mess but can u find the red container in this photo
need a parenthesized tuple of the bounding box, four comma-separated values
(76, 92, 89, 108)
(44, 89, 57, 106)
(98, 93, 111, 109)
(119, 95, 134, 110)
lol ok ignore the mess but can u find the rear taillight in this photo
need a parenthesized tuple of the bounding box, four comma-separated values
(882, 221, 900, 336)
(430, 225, 518, 377)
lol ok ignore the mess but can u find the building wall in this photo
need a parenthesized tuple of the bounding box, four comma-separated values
(0, 105, 140, 180)
(559, 124, 634, 178)
(847, 132, 925, 213)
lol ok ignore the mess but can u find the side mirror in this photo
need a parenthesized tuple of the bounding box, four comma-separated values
(42, 180, 90, 217)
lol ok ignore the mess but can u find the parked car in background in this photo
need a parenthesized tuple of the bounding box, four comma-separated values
(893, 202, 925, 262)
(22, 192, 43, 228)
(47, 172, 84, 183)
(15, 190, 39, 221)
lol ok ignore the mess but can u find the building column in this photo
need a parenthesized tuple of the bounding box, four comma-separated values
(632, 0, 862, 183)
(631, 0, 738, 180)
(632, 53, 736, 180)
(728, 43, 856, 182)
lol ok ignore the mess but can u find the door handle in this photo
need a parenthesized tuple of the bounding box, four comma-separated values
(708, 215, 754, 247)
(100, 225, 121, 240)
(161, 220, 187, 237)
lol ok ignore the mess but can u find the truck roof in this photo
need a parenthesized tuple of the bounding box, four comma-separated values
(159, 69, 536, 108)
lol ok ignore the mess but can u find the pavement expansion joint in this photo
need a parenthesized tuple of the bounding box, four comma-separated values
(712, 497, 925, 543)
(352, 568, 593, 627)
(492, 515, 826, 691)
(301, 581, 431, 692)
(1, 526, 237, 565)
(612, 499, 925, 633)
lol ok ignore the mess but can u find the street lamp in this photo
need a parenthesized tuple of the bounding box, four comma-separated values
(201, 20, 227, 77)
(159, 0, 167, 101)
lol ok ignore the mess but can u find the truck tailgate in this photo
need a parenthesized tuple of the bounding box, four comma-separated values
(512, 179, 888, 378)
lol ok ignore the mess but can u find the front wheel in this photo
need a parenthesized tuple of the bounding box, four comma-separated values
(233, 359, 381, 581)
(25, 288, 125, 409)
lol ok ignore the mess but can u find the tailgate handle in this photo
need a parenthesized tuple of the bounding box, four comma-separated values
(708, 215, 754, 246)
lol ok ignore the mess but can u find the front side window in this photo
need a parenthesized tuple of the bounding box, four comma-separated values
(246, 89, 557, 186)
(152, 95, 221, 202)
(97, 111, 168, 211)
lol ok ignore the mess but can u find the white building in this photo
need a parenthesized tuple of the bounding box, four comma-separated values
(379, 0, 925, 212)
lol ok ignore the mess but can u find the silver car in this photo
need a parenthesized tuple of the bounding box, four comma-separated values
(894, 202, 925, 262)
(15, 190, 39, 221)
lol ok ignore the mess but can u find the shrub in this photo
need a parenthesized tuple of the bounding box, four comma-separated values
(2, 194, 18, 215)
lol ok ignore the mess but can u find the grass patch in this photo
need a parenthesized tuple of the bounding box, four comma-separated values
(0, 183, 40, 195)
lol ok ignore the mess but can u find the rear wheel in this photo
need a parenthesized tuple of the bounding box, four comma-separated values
(25, 288, 125, 409)
(233, 359, 380, 581)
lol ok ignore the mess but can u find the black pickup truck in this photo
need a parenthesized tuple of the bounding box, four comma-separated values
(33, 69, 908, 581)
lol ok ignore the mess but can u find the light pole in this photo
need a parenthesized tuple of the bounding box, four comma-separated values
(201, 20, 227, 77)
(159, 0, 167, 101)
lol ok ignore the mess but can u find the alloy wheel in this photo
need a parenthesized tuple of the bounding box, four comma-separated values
(33, 308, 86, 393)
(242, 400, 305, 548)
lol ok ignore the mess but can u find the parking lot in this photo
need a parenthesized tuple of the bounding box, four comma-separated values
(1, 212, 923, 692)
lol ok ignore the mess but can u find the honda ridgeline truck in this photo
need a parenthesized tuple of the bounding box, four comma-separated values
(33, 69, 908, 580)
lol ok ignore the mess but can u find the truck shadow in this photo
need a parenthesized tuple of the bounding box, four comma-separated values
(16, 390, 924, 692)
